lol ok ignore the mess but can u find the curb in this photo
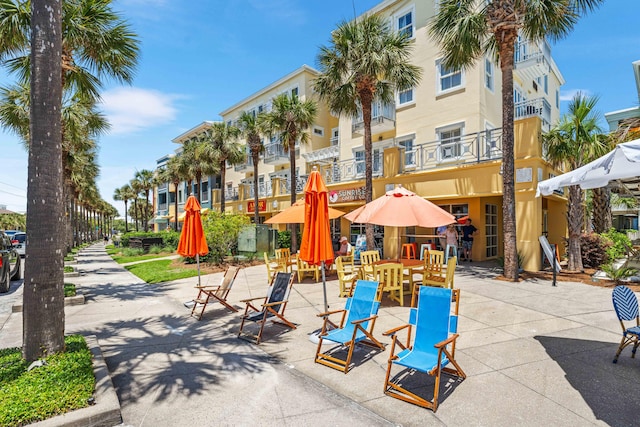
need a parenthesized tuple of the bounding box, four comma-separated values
(33, 335, 122, 427)
(12, 294, 85, 313)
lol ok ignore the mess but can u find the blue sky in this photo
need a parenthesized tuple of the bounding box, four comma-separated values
(1, 0, 638, 216)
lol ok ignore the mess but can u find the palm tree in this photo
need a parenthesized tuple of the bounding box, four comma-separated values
(130, 177, 142, 232)
(205, 122, 244, 213)
(429, 0, 603, 280)
(315, 14, 421, 250)
(118, 184, 136, 233)
(20, 0, 65, 360)
(159, 156, 185, 231)
(260, 93, 317, 252)
(238, 110, 265, 225)
(135, 169, 154, 232)
(181, 139, 219, 205)
(543, 93, 605, 272)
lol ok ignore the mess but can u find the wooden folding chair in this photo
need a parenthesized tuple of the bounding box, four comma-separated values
(360, 250, 380, 280)
(336, 256, 357, 298)
(412, 257, 457, 306)
(238, 272, 296, 344)
(315, 280, 385, 373)
(191, 266, 241, 320)
(296, 257, 320, 282)
(384, 287, 465, 412)
(374, 263, 405, 306)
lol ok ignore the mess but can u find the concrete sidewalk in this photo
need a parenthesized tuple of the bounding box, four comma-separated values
(1, 244, 639, 426)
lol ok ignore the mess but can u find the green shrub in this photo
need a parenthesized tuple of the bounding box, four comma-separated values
(122, 247, 144, 257)
(277, 230, 291, 249)
(120, 231, 179, 249)
(63, 266, 74, 273)
(202, 212, 251, 263)
(64, 283, 76, 297)
(148, 245, 163, 254)
(580, 233, 610, 268)
(601, 228, 632, 262)
(601, 263, 638, 284)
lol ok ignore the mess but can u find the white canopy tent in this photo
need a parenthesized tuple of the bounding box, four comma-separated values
(537, 139, 640, 197)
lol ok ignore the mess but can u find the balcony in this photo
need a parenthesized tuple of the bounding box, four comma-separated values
(234, 156, 254, 173)
(352, 101, 396, 135)
(278, 175, 308, 195)
(301, 144, 339, 164)
(224, 187, 239, 201)
(324, 152, 384, 184)
(514, 38, 552, 81)
(263, 142, 299, 165)
(241, 180, 273, 198)
(514, 98, 551, 132)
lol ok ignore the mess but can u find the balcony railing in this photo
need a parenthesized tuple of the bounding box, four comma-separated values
(514, 98, 551, 131)
(264, 142, 298, 165)
(324, 152, 384, 184)
(352, 101, 396, 134)
(242, 180, 273, 198)
(514, 38, 552, 80)
(224, 187, 239, 201)
(278, 175, 308, 195)
(234, 156, 254, 172)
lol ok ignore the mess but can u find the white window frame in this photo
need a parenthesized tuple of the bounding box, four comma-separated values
(397, 135, 416, 168)
(201, 180, 209, 203)
(485, 58, 494, 92)
(312, 126, 324, 137)
(397, 87, 415, 107)
(395, 5, 415, 40)
(178, 188, 184, 204)
(436, 122, 465, 162)
(436, 59, 464, 94)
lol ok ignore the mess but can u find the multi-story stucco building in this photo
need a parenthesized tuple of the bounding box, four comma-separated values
(155, 0, 570, 271)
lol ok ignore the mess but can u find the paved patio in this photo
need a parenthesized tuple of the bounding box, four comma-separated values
(1, 246, 638, 426)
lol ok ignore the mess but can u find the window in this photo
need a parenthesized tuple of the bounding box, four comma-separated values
(437, 123, 464, 161)
(201, 181, 209, 203)
(555, 89, 559, 108)
(397, 9, 414, 39)
(331, 128, 339, 146)
(178, 188, 184, 204)
(485, 58, 494, 91)
(398, 87, 414, 106)
(313, 126, 324, 137)
(437, 60, 463, 93)
(485, 204, 498, 258)
(354, 149, 383, 176)
(397, 136, 416, 167)
(544, 75, 548, 94)
(291, 87, 298, 97)
(158, 192, 167, 208)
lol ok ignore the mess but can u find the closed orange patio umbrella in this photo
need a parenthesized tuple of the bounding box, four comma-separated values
(265, 200, 344, 224)
(299, 168, 334, 313)
(177, 195, 209, 286)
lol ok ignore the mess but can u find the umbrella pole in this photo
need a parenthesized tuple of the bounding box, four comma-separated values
(321, 260, 328, 313)
(196, 253, 201, 287)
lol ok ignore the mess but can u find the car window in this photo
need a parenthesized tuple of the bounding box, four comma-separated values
(13, 234, 26, 243)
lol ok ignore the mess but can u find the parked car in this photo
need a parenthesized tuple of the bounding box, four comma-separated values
(11, 232, 26, 257)
(0, 231, 21, 293)
(3, 230, 19, 238)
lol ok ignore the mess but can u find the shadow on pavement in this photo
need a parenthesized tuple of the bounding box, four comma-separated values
(534, 335, 640, 427)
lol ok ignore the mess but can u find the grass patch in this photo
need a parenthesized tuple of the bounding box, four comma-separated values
(64, 283, 76, 297)
(64, 266, 74, 273)
(112, 252, 175, 264)
(0, 335, 95, 427)
(64, 255, 75, 262)
(125, 259, 198, 283)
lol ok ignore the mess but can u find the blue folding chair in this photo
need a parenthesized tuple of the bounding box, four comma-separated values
(612, 285, 640, 363)
(315, 280, 385, 373)
(384, 286, 465, 412)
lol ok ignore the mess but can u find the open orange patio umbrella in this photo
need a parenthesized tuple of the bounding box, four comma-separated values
(177, 195, 209, 286)
(265, 200, 344, 224)
(344, 185, 456, 257)
(299, 168, 334, 313)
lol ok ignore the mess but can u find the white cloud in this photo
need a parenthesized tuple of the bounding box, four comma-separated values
(559, 89, 592, 102)
(99, 87, 178, 134)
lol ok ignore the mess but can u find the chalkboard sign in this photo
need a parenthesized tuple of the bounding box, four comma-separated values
(539, 236, 561, 273)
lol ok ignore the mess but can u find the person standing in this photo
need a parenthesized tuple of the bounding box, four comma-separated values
(443, 224, 459, 262)
(436, 225, 447, 251)
(461, 219, 478, 262)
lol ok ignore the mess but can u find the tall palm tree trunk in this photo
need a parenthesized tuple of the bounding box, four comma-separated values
(220, 161, 227, 213)
(362, 94, 375, 251)
(123, 200, 129, 233)
(498, 36, 519, 281)
(289, 147, 298, 253)
(133, 199, 138, 232)
(23, 0, 65, 361)
(252, 154, 260, 225)
(592, 187, 612, 233)
(567, 185, 584, 271)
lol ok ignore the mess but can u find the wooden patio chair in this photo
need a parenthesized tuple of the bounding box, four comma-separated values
(264, 252, 281, 283)
(360, 250, 380, 280)
(374, 263, 405, 306)
(336, 256, 357, 298)
(612, 285, 640, 363)
(190, 266, 241, 320)
(238, 272, 296, 344)
(384, 286, 465, 412)
(412, 256, 456, 306)
(296, 257, 319, 282)
(315, 280, 385, 373)
(275, 248, 294, 273)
